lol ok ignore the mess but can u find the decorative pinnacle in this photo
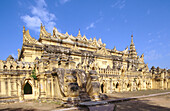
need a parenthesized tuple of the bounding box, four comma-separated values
(23, 26, 25, 33)
(131, 34, 134, 44)
(40, 23, 43, 29)
(78, 29, 81, 36)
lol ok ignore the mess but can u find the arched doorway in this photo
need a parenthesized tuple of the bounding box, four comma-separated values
(24, 82, 32, 94)
(127, 83, 131, 91)
(116, 82, 119, 89)
(115, 82, 119, 92)
(101, 83, 104, 93)
(137, 82, 141, 90)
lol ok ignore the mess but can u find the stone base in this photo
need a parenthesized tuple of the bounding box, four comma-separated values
(92, 95, 100, 101)
(62, 97, 80, 104)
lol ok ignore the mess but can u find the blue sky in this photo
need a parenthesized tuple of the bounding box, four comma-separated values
(0, 0, 170, 69)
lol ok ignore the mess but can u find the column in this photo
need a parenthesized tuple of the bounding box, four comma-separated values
(8, 76, 11, 96)
(45, 77, 47, 98)
(110, 79, 113, 93)
(13, 78, 17, 96)
(18, 80, 24, 101)
(131, 81, 133, 91)
(1, 79, 6, 95)
(51, 76, 54, 98)
(0, 79, 2, 95)
(5, 79, 8, 96)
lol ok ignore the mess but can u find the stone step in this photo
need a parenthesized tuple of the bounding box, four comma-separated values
(79, 91, 91, 102)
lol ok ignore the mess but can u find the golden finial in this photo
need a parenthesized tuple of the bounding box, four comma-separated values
(113, 46, 116, 50)
(77, 29, 81, 37)
(65, 32, 69, 36)
(40, 23, 43, 29)
(89, 38, 92, 41)
(131, 34, 134, 44)
(23, 26, 25, 33)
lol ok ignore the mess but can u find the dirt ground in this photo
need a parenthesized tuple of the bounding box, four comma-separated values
(107, 89, 170, 99)
(0, 101, 63, 111)
(115, 94, 170, 111)
(0, 90, 170, 111)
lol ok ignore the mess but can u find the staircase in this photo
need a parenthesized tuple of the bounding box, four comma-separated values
(79, 90, 91, 102)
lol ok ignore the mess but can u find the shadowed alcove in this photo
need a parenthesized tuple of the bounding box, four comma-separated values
(24, 82, 32, 94)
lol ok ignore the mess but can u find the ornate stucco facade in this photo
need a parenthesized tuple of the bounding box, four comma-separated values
(0, 24, 169, 102)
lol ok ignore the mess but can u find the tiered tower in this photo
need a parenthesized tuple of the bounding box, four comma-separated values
(129, 34, 137, 59)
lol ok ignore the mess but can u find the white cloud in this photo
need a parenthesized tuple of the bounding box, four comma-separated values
(21, 0, 56, 33)
(55, 0, 71, 7)
(148, 39, 154, 43)
(21, 15, 42, 32)
(111, 0, 126, 9)
(36, 0, 47, 7)
(144, 50, 162, 61)
(86, 23, 95, 30)
(59, 0, 71, 4)
(86, 17, 103, 30)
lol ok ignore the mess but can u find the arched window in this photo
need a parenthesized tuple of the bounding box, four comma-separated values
(138, 82, 141, 87)
(10, 65, 13, 70)
(116, 82, 119, 88)
(28, 66, 32, 70)
(16, 66, 20, 70)
(24, 82, 32, 94)
(3, 65, 7, 70)
(127, 83, 130, 88)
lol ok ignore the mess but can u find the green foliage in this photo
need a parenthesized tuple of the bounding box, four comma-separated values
(31, 67, 37, 80)
(31, 74, 37, 80)
(134, 78, 137, 82)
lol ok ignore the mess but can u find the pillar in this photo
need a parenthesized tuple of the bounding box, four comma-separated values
(8, 76, 11, 96)
(13, 77, 17, 96)
(18, 80, 24, 101)
(51, 76, 54, 99)
(110, 79, 113, 93)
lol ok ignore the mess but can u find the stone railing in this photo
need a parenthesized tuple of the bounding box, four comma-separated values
(97, 68, 145, 76)
(0, 69, 31, 75)
(125, 71, 142, 76)
(97, 68, 120, 75)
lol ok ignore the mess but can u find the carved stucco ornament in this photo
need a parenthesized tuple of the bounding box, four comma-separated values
(122, 46, 129, 54)
(23, 26, 42, 45)
(139, 53, 144, 63)
(71, 44, 79, 52)
(96, 46, 111, 56)
(40, 23, 51, 37)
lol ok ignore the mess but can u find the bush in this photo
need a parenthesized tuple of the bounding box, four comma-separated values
(31, 68, 37, 80)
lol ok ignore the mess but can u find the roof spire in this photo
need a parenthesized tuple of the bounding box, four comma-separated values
(23, 26, 25, 33)
(40, 23, 43, 29)
(131, 34, 134, 45)
(77, 29, 81, 37)
(129, 34, 137, 59)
